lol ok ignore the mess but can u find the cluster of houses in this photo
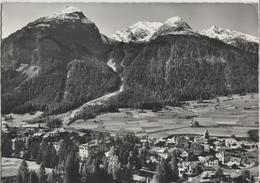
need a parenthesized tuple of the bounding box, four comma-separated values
(76, 129, 258, 182)
(2, 122, 258, 183)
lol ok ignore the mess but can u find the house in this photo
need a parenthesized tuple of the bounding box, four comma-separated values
(215, 151, 225, 165)
(225, 138, 239, 148)
(157, 147, 168, 159)
(2, 122, 9, 132)
(178, 161, 192, 177)
(139, 169, 155, 183)
(205, 157, 219, 167)
(180, 150, 189, 160)
(203, 144, 210, 153)
(194, 136, 207, 144)
(154, 139, 166, 147)
(226, 157, 241, 168)
(198, 156, 210, 164)
(148, 156, 159, 163)
(240, 142, 258, 151)
(133, 174, 146, 183)
(79, 139, 106, 160)
(79, 143, 90, 160)
(166, 137, 176, 147)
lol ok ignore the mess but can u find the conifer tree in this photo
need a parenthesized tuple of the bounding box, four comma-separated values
(16, 159, 29, 183)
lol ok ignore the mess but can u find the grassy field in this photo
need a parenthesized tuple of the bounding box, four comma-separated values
(2, 111, 43, 128)
(1, 157, 51, 177)
(69, 93, 258, 138)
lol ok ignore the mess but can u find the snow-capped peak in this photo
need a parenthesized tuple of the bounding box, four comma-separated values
(112, 21, 163, 43)
(150, 16, 194, 39)
(54, 6, 82, 16)
(163, 16, 192, 31)
(47, 6, 86, 20)
(201, 25, 258, 44)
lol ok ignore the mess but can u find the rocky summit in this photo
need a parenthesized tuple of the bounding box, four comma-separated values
(2, 7, 258, 124)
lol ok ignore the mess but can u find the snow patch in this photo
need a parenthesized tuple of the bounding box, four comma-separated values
(164, 17, 185, 27)
(47, 6, 84, 20)
(112, 21, 163, 42)
(34, 24, 50, 27)
(107, 59, 117, 72)
(200, 25, 258, 44)
(15, 64, 39, 78)
(163, 16, 192, 31)
(55, 6, 82, 15)
(16, 63, 29, 72)
(24, 65, 40, 78)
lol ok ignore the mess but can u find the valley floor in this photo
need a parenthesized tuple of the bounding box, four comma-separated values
(68, 93, 258, 138)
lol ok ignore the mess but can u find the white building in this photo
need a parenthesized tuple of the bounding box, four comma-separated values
(79, 139, 106, 160)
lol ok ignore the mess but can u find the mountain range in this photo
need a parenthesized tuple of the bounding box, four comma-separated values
(2, 7, 258, 124)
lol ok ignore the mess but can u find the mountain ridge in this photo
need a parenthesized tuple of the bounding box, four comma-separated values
(1, 7, 258, 125)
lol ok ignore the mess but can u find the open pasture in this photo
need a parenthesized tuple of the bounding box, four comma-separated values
(69, 93, 258, 138)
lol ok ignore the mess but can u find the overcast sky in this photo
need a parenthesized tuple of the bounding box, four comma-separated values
(2, 3, 258, 38)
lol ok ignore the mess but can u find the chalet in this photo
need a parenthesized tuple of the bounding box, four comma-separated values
(205, 157, 219, 167)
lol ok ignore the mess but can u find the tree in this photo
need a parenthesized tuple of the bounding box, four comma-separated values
(39, 163, 47, 183)
(169, 152, 179, 181)
(64, 152, 79, 183)
(1, 135, 12, 157)
(47, 169, 57, 183)
(241, 170, 250, 181)
(154, 159, 167, 183)
(28, 170, 39, 183)
(111, 155, 121, 180)
(215, 168, 223, 178)
(16, 160, 29, 183)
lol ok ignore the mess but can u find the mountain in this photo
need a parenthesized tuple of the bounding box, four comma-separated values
(150, 17, 196, 40)
(2, 8, 258, 125)
(200, 25, 258, 53)
(112, 21, 163, 43)
(1, 6, 121, 114)
(107, 17, 258, 112)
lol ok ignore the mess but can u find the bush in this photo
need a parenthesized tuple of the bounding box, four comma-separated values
(248, 129, 258, 142)
(46, 117, 62, 129)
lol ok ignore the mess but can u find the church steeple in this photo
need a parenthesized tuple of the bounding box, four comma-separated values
(204, 129, 209, 139)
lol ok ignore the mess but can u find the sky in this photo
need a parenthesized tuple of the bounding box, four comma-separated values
(2, 3, 258, 38)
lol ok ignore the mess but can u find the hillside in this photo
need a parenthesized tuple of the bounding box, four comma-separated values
(1, 7, 258, 125)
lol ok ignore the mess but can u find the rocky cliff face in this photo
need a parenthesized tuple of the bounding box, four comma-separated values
(1, 7, 258, 120)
